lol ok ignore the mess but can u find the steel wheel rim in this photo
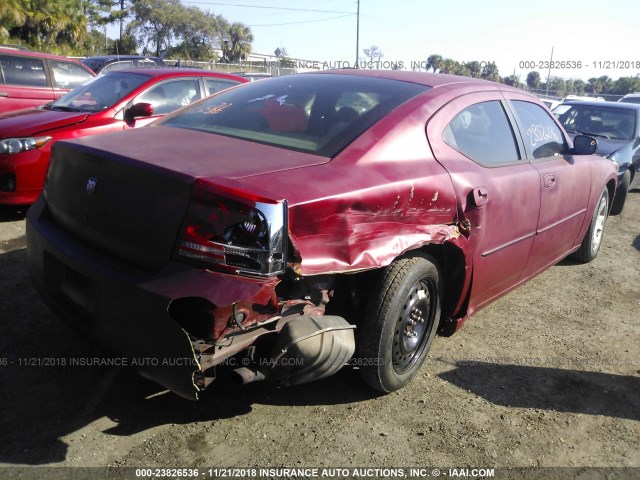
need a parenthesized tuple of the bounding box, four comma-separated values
(392, 278, 436, 374)
(591, 196, 607, 256)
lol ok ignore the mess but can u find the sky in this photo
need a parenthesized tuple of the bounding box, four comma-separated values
(159, 0, 640, 82)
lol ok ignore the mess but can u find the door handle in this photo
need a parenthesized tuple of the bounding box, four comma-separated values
(0, 92, 8, 97)
(544, 172, 556, 188)
(472, 186, 488, 207)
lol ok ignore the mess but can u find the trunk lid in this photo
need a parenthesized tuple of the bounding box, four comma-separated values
(44, 127, 328, 271)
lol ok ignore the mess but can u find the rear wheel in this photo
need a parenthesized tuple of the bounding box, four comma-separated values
(610, 170, 630, 215)
(571, 188, 608, 263)
(358, 255, 441, 392)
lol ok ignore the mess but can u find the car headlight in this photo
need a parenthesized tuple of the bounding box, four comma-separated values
(0, 137, 52, 155)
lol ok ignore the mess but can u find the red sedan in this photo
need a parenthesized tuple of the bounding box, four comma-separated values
(26, 71, 617, 399)
(0, 68, 247, 205)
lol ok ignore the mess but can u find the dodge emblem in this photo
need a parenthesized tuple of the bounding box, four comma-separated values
(86, 177, 97, 196)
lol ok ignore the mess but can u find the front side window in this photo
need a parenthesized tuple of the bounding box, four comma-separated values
(511, 101, 565, 159)
(443, 100, 520, 166)
(156, 74, 429, 157)
(50, 60, 94, 89)
(136, 78, 202, 115)
(0, 55, 47, 87)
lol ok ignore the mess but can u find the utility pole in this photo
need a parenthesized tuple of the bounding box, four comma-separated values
(545, 46, 554, 98)
(355, 0, 360, 68)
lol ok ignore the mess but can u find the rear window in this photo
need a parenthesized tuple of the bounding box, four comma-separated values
(157, 74, 429, 157)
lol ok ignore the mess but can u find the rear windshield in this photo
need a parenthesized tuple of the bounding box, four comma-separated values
(156, 74, 429, 157)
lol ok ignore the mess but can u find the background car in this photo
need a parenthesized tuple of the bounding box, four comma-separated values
(26, 71, 616, 400)
(0, 47, 95, 113)
(554, 100, 640, 214)
(0, 68, 247, 205)
(80, 55, 165, 74)
(618, 93, 640, 104)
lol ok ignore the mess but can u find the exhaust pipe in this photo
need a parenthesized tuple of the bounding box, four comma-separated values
(233, 367, 266, 385)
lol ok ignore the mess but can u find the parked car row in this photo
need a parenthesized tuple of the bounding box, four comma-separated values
(0, 68, 247, 204)
(552, 100, 640, 214)
(19, 69, 618, 400)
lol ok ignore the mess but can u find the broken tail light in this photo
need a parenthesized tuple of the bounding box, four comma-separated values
(176, 179, 286, 276)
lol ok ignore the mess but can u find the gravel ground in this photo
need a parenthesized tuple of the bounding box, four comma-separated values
(0, 190, 638, 479)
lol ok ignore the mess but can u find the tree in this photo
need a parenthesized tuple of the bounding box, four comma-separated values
(426, 54, 442, 73)
(481, 61, 500, 82)
(440, 58, 457, 74)
(573, 79, 586, 95)
(526, 71, 541, 90)
(9, 0, 87, 51)
(169, 6, 227, 61)
(128, 0, 183, 56)
(221, 22, 253, 63)
(466, 61, 482, 78)
(0, 0, 26, 42)
(586, 77, 603, 94)
(363, 45, 383, 63)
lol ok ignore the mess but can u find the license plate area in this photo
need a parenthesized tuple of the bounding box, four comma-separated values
(44, 252, 99, 319)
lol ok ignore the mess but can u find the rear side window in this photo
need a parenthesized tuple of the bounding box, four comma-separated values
(0, 55, 47, 87)
(443, 100, 520, 166)
(204, 78, 241, 95)
(511, 101, 565, 158)
(50, 60, 93, 88)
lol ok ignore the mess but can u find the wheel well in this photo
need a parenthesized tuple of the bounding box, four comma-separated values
(413, 243, 467, 329)
(322, 243, 467, 334)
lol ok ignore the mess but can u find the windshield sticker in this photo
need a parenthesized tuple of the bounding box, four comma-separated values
(204, 102, 232, 115)
(248, 94, 288, 105)
(526, 124, 561, 147)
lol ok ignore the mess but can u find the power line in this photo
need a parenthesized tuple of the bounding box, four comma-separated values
(182, 1, 355, 15)
(248, 14, 352, 27)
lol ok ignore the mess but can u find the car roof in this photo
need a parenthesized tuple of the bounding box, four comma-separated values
(561, 100, 640, 110)
(0, 47, 86, 62)
(103, 68, 248, 81)
(82, 55, 162, 61)
(317, 69, 523, 91)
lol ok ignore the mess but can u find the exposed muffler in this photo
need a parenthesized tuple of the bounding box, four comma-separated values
(233, 315, 355, 386)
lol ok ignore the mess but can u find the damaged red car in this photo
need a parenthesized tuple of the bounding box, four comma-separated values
(26, 71, 617, 400)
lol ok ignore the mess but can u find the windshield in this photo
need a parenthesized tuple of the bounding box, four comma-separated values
(47, 71, 151, 112)
(556, 104, 637, 140)
(156, 74, 429, 157)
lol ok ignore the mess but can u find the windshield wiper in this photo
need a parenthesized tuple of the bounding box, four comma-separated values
(566, 129, 610, 139)
(46, 105, 83, 112)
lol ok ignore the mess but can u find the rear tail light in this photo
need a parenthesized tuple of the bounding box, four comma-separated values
(176, 180, 286, 275)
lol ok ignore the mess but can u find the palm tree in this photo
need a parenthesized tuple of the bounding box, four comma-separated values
(222, 22, 253, 63)
(426, 54, 442, 73)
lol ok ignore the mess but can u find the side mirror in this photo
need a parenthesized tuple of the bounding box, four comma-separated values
(126, 102, 154, 120)
(572, 134, 598, 155)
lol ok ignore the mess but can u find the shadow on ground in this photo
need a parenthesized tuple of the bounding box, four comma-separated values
(438, 360, 640, 421)
(0, 247, 377, 465)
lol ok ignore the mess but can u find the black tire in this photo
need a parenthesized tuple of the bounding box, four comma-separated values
(610, 170, 630, 216)
(571, 187, 608, 263)
(358, 255, 441, 393)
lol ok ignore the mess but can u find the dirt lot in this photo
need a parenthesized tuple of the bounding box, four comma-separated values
(0, 189, 638, 479)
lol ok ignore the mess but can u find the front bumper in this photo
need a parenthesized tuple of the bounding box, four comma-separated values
(26, 196, 280, 400)
(0, 147, 51, 205)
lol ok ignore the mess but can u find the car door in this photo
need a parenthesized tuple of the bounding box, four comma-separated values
(47, 59, 94, 99)
(426, 91, 541, 311)
(0, 53, 54, 112)
(505, 95, 591, 276)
